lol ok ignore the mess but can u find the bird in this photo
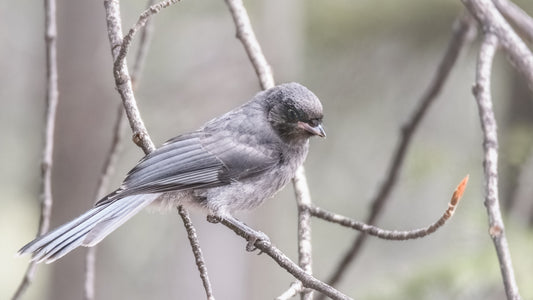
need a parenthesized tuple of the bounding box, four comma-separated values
(18, 82, 325, 263)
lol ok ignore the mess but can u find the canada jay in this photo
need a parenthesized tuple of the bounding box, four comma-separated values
(19, 82, 325, 263)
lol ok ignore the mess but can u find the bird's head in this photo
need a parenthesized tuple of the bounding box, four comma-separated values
(264, 82, 326, 142)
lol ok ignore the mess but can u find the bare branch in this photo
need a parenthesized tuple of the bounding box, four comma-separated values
(492, 0, 533, 44)
(216, 219, 353, 300)
(292, 167, 313, 300)
(84, 105, 126, 300)
(473, 32, 522, 300)
(104, 0, 155, 154)
(177, 206, 215, 300)
(104, 1, 214, 299)
(322, 13, 476, 291)
(309, 175, 468, 240)
(223, 0, 275, 90)
(276, 282, 305, 300)
(12, 0, 58, 298)
(463, 0, 533, 91)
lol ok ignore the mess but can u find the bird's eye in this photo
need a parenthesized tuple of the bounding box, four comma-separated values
(309, 119, 319, 127)
(287, 108, 298, 121)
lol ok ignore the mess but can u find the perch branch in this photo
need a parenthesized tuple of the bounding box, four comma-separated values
(223, 1, 322, 298)
(216, 218, 352, 300)
(463, 0, 533, 91)
(12, 0, 59, 298)
(321, 13, 476, 291)
(309, 175, 468, 240)
(473, 32, 521, 300)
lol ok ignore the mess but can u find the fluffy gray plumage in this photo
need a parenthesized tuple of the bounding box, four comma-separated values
(18, 82, 325, 263)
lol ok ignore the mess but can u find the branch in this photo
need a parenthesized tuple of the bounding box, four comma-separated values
(104, 0, 155, 154)
(224, 0, 274, 90)
(217, 219, 353, 300)
(309, 175, 468, 240)
(84, 105, 126, 300)
(292, 167, 313, 300)
(178, 206, 215, 300)
(463, 0, 533, 91)
(12, 0, 58, 298)
(473, 32, 522, 300)
(321, 13, 476, 291)
(492, 0, 533, 44)
(104, 1, 214, 299)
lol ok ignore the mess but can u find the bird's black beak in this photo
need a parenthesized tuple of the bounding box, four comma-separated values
(299, 122, 326, 138)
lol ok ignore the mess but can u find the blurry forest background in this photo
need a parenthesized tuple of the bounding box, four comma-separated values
(2, 0, 533, 299)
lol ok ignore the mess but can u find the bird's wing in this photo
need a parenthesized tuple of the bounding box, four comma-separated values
(96, 131, 279, 206)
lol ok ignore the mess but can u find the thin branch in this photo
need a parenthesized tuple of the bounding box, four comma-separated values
(216, 219, 353, 300)
(223, 0, 275, 90)
(493, 0, 533, 43)
(104, 1, 214, 299)
(473, 32, 522, 300)
(463, 0, 533, 91)
(12, 0, 58, 298)
(321, 13, 476, 291)
(309, 175, 468, 240)
(84, 105, 126, 300)
(114, 0, 181, 83)
(292, 167, 313, 300)
(178, 206, 215, 300)
(276, 282, 306, 300)
(104, 0, 155, 154)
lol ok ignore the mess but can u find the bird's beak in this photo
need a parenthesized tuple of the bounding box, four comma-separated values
(299, 122, 326, 138)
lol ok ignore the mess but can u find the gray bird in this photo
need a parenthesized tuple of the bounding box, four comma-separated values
(18, 82, 325, 263)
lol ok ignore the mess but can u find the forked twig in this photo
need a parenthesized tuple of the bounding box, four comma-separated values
(103, 0, 214, 298)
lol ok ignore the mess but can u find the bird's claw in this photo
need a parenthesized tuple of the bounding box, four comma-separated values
(245, 230, 270, 253)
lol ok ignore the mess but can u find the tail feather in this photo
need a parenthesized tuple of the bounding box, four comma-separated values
(18, 193, 160, 263)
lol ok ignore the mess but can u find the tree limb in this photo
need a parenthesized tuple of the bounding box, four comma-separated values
(473, 32, 522, 300)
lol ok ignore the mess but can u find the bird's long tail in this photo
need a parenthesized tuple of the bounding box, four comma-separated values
(18, 193, 160, 264)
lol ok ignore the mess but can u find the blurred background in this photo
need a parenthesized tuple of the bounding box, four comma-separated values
(2, 0, 533, 299)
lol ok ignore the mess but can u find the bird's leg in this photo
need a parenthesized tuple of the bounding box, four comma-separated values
(207, 214, 270, 252)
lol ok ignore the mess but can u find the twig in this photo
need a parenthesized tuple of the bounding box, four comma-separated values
(276, 282, 306, 300)
(463, 0, 533, 91)
(321, 13, 476, 291)
(84, 105, 126, 300)
(217, 219, 353, 300)
(473, 32, 522, 300)
(12, 0, 58, 298)
(309, 175, 468, 240)
(178, 206, 215, 300)
(492, 0, 533, 44)
(104, 0, 155, 154)
(223, 0, 275, 90)
(292, 167, 313, 300)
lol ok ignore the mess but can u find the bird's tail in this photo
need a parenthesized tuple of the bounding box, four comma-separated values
(18, 193, 160, 263)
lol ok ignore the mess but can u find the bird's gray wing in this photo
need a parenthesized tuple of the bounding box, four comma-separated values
(96, 131, 280, 206)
